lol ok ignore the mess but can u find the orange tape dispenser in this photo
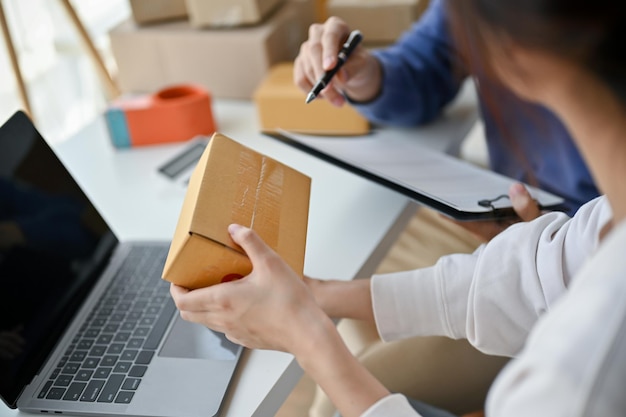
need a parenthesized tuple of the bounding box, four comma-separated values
(105, 85, 216, 148)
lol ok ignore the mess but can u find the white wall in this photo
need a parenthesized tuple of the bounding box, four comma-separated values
(0, 0, 129, 143)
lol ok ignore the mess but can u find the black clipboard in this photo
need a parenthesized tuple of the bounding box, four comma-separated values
(265, 130, 566, 221)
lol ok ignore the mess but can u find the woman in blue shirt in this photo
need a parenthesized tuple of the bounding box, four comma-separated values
(294, 0, 598, 216)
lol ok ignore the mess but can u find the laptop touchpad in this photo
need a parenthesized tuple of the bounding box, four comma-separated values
(159, 315, 240, 360)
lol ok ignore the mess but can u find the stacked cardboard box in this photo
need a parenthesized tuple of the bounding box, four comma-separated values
(315, 0, 329, 21)
(129, 0, 290, 27)
(185, 0, 285, 27)
(113, 0, 315, 99)
(327, 0, 428, 45)
(129, 0, 188, 25)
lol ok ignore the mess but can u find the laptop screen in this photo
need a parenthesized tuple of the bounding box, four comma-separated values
(0, 111, 116, 408)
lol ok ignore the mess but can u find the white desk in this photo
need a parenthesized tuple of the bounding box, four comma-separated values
(2, 86, 477, 416)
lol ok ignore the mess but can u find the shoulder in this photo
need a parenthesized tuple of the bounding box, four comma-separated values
(487, 219, 626, 416)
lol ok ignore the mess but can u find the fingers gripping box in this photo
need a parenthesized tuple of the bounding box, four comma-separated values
(162, 132, 311, 289)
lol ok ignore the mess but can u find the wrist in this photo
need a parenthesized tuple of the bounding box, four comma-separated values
(343, 55, 383, 104)
(292, 312, 341, 370)
(312, 279, 374, 321)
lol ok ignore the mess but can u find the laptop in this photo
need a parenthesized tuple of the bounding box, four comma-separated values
(0, 111, 243, 416)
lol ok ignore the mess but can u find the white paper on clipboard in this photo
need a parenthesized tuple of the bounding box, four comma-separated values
(268, 129, 565, 221)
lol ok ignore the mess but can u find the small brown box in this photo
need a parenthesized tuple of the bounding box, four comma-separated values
(185, 0, 285, 27)
(315, 0, 329, 21)
(253, 62, 370, 135)
(129, 0, 188, 25)
(162, 132, 311, 289)
(327, 0, 428, 45)
(110, 1, 312, 99)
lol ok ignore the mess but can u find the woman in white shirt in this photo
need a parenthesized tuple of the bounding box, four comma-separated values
(170, 1, 626, 416)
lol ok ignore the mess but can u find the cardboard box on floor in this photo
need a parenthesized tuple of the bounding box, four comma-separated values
(254, 62, 369, 135)
(109, 1, 314, 99)
(129, 0, 188, 25)
(185, 0, 285, 27)
(162, 132, 311, 289)
(327, 0, 428, 45)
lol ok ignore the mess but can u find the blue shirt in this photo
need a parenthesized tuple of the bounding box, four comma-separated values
(352, 0, 598, 215)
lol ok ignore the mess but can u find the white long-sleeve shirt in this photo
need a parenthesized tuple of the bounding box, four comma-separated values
(363, 196, 626, 416)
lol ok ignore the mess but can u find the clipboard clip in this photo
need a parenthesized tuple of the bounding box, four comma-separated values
(478, 194, 510, 210)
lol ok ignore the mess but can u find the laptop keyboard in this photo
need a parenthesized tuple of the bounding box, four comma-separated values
(37, 245, 174, 404)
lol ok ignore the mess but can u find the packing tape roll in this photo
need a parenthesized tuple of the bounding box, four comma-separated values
(105, 85, 216, 148)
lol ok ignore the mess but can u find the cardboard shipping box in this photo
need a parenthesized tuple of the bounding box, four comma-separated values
(315, 0, 329, 21)
(162, 132, 311, 289)
(254, 62, 369, 135)
(185, 0, 285, 27)
(327, 0, 428, 44)
(129, 0, 188, 25)
(110, 1, 313, 99)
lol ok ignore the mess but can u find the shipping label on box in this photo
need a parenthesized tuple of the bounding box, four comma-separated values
(162, 132, 311, 289)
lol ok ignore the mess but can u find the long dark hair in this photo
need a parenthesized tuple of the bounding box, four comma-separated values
(447, 0, 626, 104)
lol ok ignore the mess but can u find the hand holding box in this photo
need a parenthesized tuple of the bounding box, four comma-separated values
(162, 132, 311, 289)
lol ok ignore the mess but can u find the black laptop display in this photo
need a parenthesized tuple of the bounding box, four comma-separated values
(0, 111, 243, 417)
(0, 111, 114, 406)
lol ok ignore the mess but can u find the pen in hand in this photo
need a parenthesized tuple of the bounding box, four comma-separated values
(305, 29, 363, 104)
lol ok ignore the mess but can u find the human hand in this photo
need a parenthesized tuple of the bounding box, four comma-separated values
(450, 183, 543, 242)
(294, 17, 382, 107)
(170, 224, 328, 354)
(0, 325, 25, 360)
(302, 275, 325, 301)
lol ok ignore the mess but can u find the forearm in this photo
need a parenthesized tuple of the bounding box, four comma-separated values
(372, 197, 611, 356)
(294, 314, 390, 417)
(342, 54, 384, 104)
(307, 277, 374, 322)
(352, 0, 465, 126)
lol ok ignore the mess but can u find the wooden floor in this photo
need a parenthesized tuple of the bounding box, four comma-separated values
(275, 373, 317, 417)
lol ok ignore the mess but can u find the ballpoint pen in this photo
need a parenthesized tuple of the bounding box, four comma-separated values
(305, 29, 363, 104)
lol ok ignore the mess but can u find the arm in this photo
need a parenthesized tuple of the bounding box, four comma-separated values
(372, 196, 612, 356)
(304, 276, 374, 321)
(487, 221, 626, 417)
(170, 225, 418, 417)
(293, 0, 467, 125)
(169, 199, 609, 416)
(353, 0, 468, 126)
(306, 197, 609, 356)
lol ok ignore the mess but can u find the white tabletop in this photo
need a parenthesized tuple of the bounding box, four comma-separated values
(2, 88, 477, 416)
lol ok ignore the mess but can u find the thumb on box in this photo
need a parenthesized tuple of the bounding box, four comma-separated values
(228, 224, 273, 262)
